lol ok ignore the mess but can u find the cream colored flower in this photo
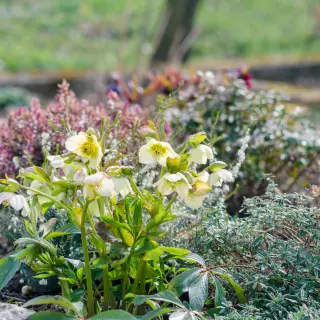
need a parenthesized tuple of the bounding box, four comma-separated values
(182, 179, 211, 210)
(197, 170, 209, 182)
(83, 172, 115, 198)
(153, 172, 191, 198)
(112, 176, 133, 198)
(188, 144, 213, 164)
(183, 192, 206, 210)
(208, 169, 233, 187)
(0, 192, 30, 213)
(138, 139, 178, 166)
(65, 132, 102, 169)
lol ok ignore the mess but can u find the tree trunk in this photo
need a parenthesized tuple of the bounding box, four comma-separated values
(151, 0, 201, 66)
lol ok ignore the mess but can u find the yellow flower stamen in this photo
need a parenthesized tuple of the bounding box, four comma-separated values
(151, 143, 168, 156)
(81, 141, 96, 156)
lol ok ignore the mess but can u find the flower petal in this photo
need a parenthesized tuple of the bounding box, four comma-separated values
(65, 132, 87, 153)
(9, 194, 29, 212)
(97, 177, 115, 197)
(84, 172, 104, 186)
(184, 194, 206, 210)
(138, 144, 157, 165)
(0, 192, 13, 204)
(208, 172, 222, 186)
(112, 177, 133, 198)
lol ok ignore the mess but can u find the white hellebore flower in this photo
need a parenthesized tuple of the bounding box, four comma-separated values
(112, 177, 133, 198)
(138, 139, 178, 166)
(65, 132, 102, 169)
(183, 179, 211, 210)
(189, 144, 213, 164)
(183, 192, 206, 210)
(153, 172, 191, 199)
(208, 169, 233, 187)
(83, 172, 115, 198)
(0, 192, 30, 213)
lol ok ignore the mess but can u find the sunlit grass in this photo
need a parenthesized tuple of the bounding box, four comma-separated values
(0, 0, 319, 72)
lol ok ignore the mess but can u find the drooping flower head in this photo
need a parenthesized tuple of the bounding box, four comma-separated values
(154, 172, 191, 199)
(83, 172, 115, 198)
(0, 192, 30, 213)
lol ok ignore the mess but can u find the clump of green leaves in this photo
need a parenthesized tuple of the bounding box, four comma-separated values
(174, 177, 320, 319)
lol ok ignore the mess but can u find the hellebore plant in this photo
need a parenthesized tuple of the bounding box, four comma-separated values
(0, 119, 243, 319)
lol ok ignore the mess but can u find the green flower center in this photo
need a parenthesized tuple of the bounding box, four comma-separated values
(151, 143, 168, 156)
(81, 141, 96, 156)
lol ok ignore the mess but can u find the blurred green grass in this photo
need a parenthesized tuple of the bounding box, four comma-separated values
(0, 0, 319, 72)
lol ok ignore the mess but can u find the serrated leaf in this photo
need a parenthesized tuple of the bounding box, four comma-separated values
(0, 256, 20, 290)
(23, 295, 80, 315)
(133, 200, 143, 226)
(56, 223, 81, 234)
(102, 215, 132, 233)
(89, 310, 137, 319)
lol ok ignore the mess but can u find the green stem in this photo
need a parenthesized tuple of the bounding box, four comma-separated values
(137, 262, 147, 315)
(122, 263, 129, 310)
(128, 177, 143, 199)
(103, 266, 110, 311)
(60, 280, 71, 300)
(129, 259, 146, 314)
(166, 193, 177, 211)
(81, 204, 95, 317)
(21, 186, 71, 213)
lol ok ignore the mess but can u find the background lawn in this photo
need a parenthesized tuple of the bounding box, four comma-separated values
(0, 0, 319, 72)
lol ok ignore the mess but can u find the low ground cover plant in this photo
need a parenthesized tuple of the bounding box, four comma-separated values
(167, 178, 320, 319)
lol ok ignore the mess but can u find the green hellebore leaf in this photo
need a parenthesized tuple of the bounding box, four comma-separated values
(0, 256, 21, 290)
(23, 295, 80, 315)
(133, 290, 184, 308)
(44, 231, 71, 240)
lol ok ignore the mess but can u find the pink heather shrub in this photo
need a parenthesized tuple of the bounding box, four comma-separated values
(0, 80, 142, 177)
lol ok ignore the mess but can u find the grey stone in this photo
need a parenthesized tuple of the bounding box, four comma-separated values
(0, 303, 35, 320)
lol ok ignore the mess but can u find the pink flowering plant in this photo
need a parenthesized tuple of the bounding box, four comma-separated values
(0, 118, 244, 319)
(0, 80, 142, 178)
